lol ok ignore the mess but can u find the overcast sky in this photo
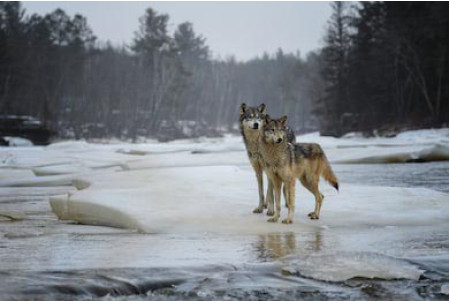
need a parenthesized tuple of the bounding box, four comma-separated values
(23, 1, 332, 61)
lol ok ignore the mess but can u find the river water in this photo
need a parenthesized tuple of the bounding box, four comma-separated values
(0, 161, 448, 300)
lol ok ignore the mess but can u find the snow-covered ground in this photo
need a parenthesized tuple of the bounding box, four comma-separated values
(0, 128, 448, 300)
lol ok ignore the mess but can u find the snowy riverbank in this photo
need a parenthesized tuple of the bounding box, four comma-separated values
(0, 128, 448, 300)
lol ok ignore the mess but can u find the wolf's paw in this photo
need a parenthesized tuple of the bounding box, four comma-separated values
(267, 216, 279, 223)
(253, 207, 263, 214)
(282, 218, 293, 224)
(266, 210, 274, 216)
(308, 212, 319, 220)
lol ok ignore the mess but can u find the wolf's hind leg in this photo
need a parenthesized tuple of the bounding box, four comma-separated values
(265, 178, 274, 216)
(300, 176, 323, 220)
(253, 167, 265, 214)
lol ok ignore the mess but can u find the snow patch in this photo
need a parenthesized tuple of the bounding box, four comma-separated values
(329, 143, 448, 164)
(32, 164, 93, 176)
(46, 140, 90, 150)
(117, 128, 449, 164)
(3, 137, 33, 147)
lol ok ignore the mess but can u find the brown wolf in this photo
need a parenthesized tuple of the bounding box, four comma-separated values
(259, 115, 339, 224)
(239, 103, 296, 214)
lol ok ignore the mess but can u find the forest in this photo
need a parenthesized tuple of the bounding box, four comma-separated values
(0, 1, 448, 141)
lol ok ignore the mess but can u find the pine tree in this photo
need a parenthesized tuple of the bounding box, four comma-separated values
(319, 1, 352, 135)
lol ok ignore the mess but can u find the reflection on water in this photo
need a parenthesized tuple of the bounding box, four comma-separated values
(254, 231, 323, 261)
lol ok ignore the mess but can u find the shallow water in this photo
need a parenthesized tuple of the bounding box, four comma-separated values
(0, 161, 448, 300)
(334, 162, 449, 192)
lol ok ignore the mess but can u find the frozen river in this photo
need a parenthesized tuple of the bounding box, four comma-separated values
(0, 130, 448, 300)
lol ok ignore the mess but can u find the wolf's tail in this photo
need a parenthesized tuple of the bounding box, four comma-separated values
(320, 153, 339, 192)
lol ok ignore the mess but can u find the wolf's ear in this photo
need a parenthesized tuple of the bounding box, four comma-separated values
(257, 103, 266, 114)
(280, 115, 288, 125)
(239, 103, 247, 115)
(265, 115, 272, 124)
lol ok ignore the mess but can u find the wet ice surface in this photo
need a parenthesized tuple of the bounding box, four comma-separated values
(0, 129, 448, 300)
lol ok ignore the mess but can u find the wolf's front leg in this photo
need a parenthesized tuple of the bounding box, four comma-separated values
(282, 180, 295, 224)
(252, 168, 265, 214)
(268, 177, 281, 223)
(265, 178, 274, 216)
(282, 184, 288, 208)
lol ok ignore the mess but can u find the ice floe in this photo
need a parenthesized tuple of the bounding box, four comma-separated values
(0, 186, 75, 203)
(281, 252, 424, 281)
(0, 210, 26, 220)
(49, 165, 448, 234)
(299, 128, 448, 163)
(0, 168, 35, 179)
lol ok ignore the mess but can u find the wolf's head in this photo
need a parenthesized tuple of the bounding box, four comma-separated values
(239, 103, 267, 131)
(263, 115, 288, 144)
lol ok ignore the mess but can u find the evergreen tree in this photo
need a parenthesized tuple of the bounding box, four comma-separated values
(172, 22, 209, 123)
(0, 2, 26, 114)
(319, 1, 352, 136)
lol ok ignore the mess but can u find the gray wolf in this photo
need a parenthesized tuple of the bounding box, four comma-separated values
(239, 103, 296, 215)
(259, 115, 339, 224)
